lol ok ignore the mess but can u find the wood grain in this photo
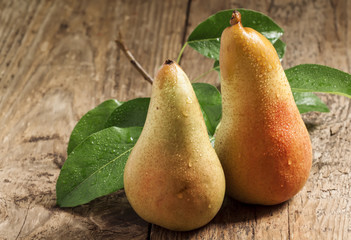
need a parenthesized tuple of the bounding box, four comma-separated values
(0, 0, 350, 239)
(0, 0, 187, 239)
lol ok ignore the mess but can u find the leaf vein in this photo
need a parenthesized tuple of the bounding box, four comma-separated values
(61, 147, 133, 204)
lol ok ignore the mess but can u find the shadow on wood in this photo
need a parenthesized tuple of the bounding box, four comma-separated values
(52, 190, 149, 240)
(150, 195, 288, 239)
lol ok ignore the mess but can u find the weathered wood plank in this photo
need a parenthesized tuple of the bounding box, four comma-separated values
(179, 0, 229, 87)
(151, 0, 351, 239)
(0, 0, 188, 239)
(0, 0, 350, 239)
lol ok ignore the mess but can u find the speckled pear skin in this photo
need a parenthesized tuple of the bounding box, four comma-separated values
(124, 60, 225, 231)
(214, 11, 312, 205)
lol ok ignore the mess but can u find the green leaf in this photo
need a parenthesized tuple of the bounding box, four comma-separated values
(213, 60, 220, 72)
(67, 99, 122, 155)
(293, 92, 329, 113)
(286, 64, 351, 98)
(273, 39, 286, 61)
(105, 98, 150, 128)
(239, 9, 283, 43)
(188, 39, 221, 60)
(192, 83, 222, 136)
(187, 9, 284, 60)
(57, 127, 142, 207)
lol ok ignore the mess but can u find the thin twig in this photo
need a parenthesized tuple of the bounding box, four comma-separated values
(115, 32, 153, 85)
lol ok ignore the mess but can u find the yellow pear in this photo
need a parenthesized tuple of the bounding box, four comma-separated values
(215, 11, 312, 205)
(124, 60, 225, 231)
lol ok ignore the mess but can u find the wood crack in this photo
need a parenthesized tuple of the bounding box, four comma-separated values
(15, 201, 31, 240)
(147, 223, 152, 240)
(329, 0, 341, 41)
(287, 202, 291, 240)
(251, 207, 257, 240)
(179, 0, 192, 64)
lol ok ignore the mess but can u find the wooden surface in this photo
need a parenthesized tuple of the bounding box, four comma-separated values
(0, 0, 350, 239)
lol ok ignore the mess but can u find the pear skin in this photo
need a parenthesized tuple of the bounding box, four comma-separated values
(124, 60, 225, 231)
(214, 11, 312, 205)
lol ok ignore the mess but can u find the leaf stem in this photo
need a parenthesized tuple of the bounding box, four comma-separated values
(191, 67, 218, 82)
(115, 32, 153, 85)
(177, 42, 188, 64)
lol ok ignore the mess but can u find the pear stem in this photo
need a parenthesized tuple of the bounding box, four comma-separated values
(115, 32, 154, 85)
(230, 10, 241, 26)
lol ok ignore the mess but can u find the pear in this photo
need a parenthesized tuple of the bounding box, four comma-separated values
(214, 10, 312, 205)
(124, 60, 225, 231)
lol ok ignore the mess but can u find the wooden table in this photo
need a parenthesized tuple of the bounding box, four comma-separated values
(1, 0, 350, 239)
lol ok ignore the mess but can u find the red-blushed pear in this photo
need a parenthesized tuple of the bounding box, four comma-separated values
(215, 10, 312, 205)
(124, 60, 226, 231)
